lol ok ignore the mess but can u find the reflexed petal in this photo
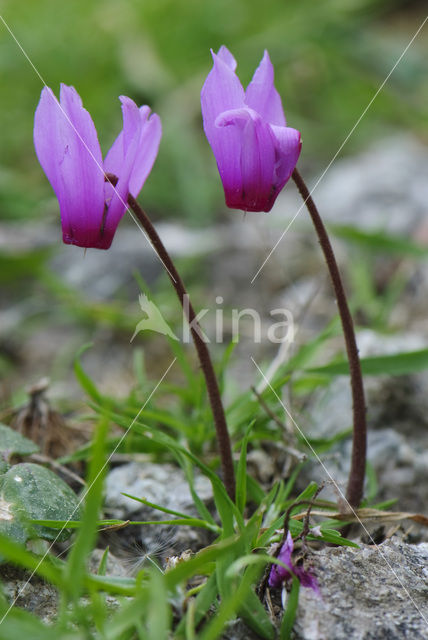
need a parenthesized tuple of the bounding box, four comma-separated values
(103, 125, 123, 217)
(201, 49, 245, 202)
(128, 111, 162, 197)
(270, 125, 301, 195)
(120, 96, 144, 153)
(34, 85, 105, 248)
(217, 45, 237, 71)
(103, 96, 142, 244)
(103, 106, 146, 205)
(103, 130, 125, 183)
(59, 85, 106, 246)
(34, 89, 65, 218)
(104, 106, 159, 198)
(103, 97, 144, 181)
(202, 49, 244, 117)
(245, 50, 286, 127)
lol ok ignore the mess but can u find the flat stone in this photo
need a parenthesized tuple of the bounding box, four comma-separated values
(104, 461, 212, 519)
(292, 538, 428, 640)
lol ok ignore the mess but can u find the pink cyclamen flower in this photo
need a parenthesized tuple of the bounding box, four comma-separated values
(34, 84, 161, 249)
(201, 46, 301, 213)
(268, 532, 320, 594)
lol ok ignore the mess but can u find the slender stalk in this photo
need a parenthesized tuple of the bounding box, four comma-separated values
(105, 176, 235, 499)
(291, 168, 367, 507)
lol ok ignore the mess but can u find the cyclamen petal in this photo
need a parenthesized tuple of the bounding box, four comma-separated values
(103, 97, 143, 246)
(216, 107, 276, 211)
(245, 50, 286, 127)
(34, 86, 161, 250)
(34, 85, 105, 248)
(270, 125, 302, 202)
(268, 532, 294, 589)
(201, 46, 301, 212)
(129, 111, 162, 197)
(292, 563, 320, 595)
(217, 45, 238, 71)
(201, 49, 245, 204)
(103, 102, 162, 246)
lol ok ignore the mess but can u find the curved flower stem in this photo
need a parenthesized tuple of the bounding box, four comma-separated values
(105, 176, 235, 500)
(291, 168, 367, 507)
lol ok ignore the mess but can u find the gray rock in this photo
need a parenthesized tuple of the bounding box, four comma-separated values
(0, 565, 58, 624)
(357, 330, 428, 359)
(303, 329, 428, 438)
(270, 135, 428, 236)
(0, 549, 130, 625)
(300, 422, 428, 517)
(104, 461, 212, 519)
(313, 137, 428, 234)
(292, 538, 428, 640)
(88, 547, 129, 577)
(297, 327, 428, 512)
(49, 223, 222, 300)
(103, 462, 214, 561)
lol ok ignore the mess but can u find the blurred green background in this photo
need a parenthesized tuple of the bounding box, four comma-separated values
(0, 0, 427, 225)
(1, 0, 427, 404)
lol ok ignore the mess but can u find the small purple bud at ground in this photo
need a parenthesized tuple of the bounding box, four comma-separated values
(268, 532, 320, 595)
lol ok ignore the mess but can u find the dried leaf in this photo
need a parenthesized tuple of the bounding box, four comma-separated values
(293, 508, 428, 527)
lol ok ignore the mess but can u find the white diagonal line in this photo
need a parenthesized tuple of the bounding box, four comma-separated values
(0, 14, 176, 283)
(251, 356, 428, 626)
(251, 15, 428, 284)
(0, 357, 176, 626)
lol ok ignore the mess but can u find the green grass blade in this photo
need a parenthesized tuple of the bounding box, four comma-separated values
(0, 608, 73, 640)
(0, 534, 63, 587)
(280, 576, 300, 640)
(164, 536, 241, 591)
(146, 570, 171, 640)
(330, 224, 428, 258)
(64, 415, 109, 601)
(308, 348, 428, 377)
(97, 546, 109, 576)
(235, 422, 254, 514)
(73, 344, 102, 402)
(121, 493, 192, 519)
(175, 573, 219, 638)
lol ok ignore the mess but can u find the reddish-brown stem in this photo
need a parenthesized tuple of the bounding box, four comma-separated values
(291, 168, 367, 507)
(105, 176, 235, 499)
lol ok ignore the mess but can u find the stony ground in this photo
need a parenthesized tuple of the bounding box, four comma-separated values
(1, 135, 428, 638)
